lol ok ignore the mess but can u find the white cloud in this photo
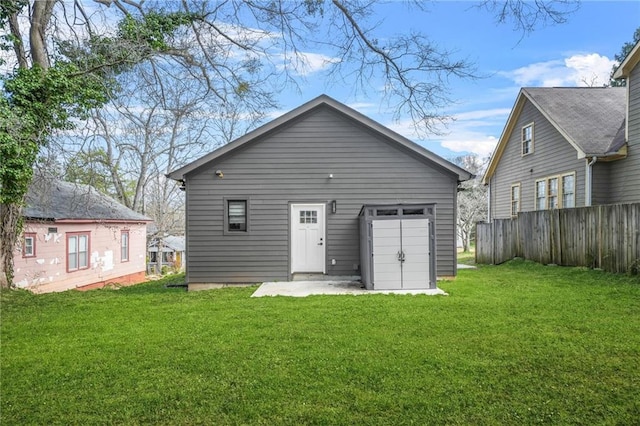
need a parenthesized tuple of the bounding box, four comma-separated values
(347, 102, 377, 111)
(440, 135, 499, 157)
(383, 107, 508, 158)
(503, 53, 617, 87)
(431, 108, 508, 157)
(274, 51, 340, 76)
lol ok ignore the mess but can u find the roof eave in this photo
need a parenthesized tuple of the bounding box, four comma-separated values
(613, 41, 640, 79)
(482, 90, 525, 185)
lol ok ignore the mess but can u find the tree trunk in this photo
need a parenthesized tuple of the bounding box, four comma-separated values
(0, 202, 23, 288)
(462, 229, 470, 253)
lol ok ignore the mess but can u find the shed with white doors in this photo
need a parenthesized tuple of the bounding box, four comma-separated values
(359, 204, 436, 290)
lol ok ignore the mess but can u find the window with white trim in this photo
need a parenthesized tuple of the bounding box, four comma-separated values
(67, 233, 90, 272)
(23, 233, 36, 257)
(562, 175, 575, 208)
(548, 177, 559, 209)
(536, 180, 547, 210)
(511, 184, 520, 217)
(121, 230, 129, 262)
(522, 123, 534, 155)
(535, 172, 576, 210)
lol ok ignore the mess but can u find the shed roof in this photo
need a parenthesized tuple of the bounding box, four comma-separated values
(168, 94, 473, 182)
(483, 87, 626, 184)
(24, 177, 150, 222)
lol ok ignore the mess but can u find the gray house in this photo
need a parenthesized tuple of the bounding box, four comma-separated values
(482, 84, 639, 220)
(168, 95, 472, 290)
(483, 40, 640, 220)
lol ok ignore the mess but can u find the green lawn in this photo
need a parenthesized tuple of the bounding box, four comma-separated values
(2, 261, 639, 425)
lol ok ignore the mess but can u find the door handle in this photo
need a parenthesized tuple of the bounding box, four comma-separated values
(318, 238, 323, 246)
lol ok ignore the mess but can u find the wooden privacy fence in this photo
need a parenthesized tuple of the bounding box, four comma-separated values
(476, 203, 640, 274)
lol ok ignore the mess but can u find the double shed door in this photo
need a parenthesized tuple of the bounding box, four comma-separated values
(372, 219, 430, 290)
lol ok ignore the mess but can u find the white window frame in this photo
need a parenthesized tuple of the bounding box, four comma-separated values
(522, 123, 534, 156)
(548, 177, 559, 209)
(510, 183, 521, 217)
(535, 171, 576, 210)
(562, 174, 575, 208)
(535, 179, 547, 210)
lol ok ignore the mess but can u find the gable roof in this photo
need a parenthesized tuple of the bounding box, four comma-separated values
(168, 94, 473, 182)
(482, 87, 626, 184)
(613, 40, 640, 79)
(24, 177, 150, 222)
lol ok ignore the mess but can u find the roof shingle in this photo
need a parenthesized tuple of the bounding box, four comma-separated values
(523, 87, 626, 156)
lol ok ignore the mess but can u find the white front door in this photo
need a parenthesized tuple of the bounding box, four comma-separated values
(291, 203, 326, 273)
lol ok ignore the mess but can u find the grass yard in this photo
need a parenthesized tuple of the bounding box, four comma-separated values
(2, 261, 639, 425)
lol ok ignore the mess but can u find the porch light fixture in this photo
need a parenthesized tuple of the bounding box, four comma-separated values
(215, 170, 224, 178)
(331, 200, 337, 214)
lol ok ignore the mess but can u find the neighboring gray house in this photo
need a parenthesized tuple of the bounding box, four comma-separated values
(483, 40, 640, 221)
(482, 86, 636, 220)
(611, 40, 640, 204)
(147, 235, 185, 273)
(168, 95, 472, 290)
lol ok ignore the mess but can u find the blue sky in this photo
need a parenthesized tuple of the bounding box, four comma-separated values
(269, 1, 640, 160)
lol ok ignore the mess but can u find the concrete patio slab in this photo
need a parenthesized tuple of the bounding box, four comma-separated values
(251, 280, 448, 297)
(457, 264, 477, 269)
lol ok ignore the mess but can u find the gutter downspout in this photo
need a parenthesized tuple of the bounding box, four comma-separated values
(486, 182, 491, 222)
(585, 156, 597, 206)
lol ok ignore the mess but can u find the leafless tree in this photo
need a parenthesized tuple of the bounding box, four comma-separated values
(1, 0, 580, 287)
(452, 154, 489, 253)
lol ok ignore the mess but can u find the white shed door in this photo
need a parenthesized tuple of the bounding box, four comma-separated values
(372, 220, 402, 290)
(291, 204, 326, 273)
(400, 219, 430, 289)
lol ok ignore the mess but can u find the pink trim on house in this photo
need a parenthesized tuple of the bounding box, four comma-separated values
(13, 221, 147, 294)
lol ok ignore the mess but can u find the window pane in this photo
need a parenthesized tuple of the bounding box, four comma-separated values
(122, 233, 129, 261)
(228, 200, 247, 231)
(536, 181, 546, 210)
(300, 210, 317, 224)
(69, 252, 78, 270)
(549, 178, 558, 209)
(25, 237, 34, 255)
(68, 236, 77, 254)
(522, 125, 533, 154)
(79, 251, 88, 268)
(511, 186, 520, 216)
(79, 235, 87, 252)
(563, 175, 575, 208)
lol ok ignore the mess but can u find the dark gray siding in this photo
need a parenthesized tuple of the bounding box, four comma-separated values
(185, 106, 459, 284)
(608, 63, 640, 203)
(490, 100, 586, 219)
